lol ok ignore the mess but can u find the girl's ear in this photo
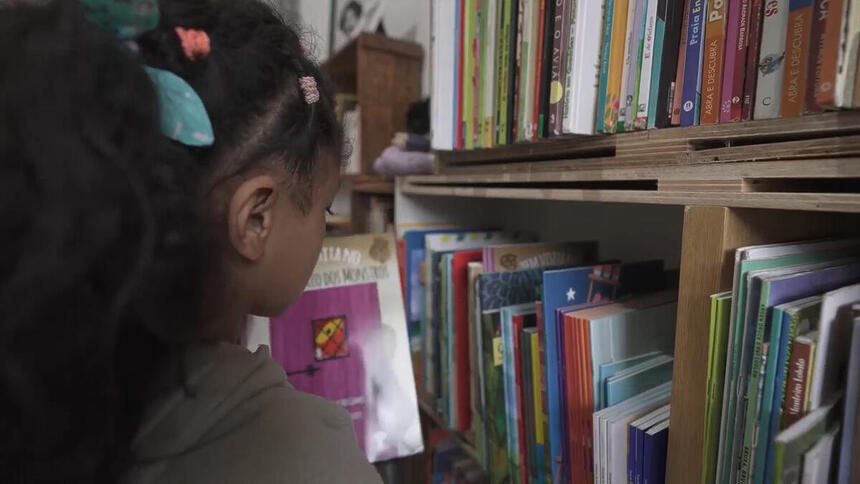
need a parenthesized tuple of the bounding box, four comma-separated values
(227, 174, 279, 261)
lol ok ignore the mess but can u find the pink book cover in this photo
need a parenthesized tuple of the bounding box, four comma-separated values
(721, 0, 751, 122)
(267, 234, 423, 463)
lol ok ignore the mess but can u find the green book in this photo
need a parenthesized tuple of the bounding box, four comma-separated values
(716, 239, 860, 484)
(462, 0, 477, 149)
(496, 0, 513, 145)
(772, 395, 842, 484)
(482, 309, 509, 484)
(701, 291, 732, 484)
(476, 1, 486, 148)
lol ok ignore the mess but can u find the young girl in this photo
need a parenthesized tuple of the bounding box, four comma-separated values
(133, 0, 381, 482)
(2, 0, 381, 482)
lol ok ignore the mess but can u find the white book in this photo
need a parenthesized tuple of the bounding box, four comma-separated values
(481, 0, 499, 148)
(431, 0, 457, 150)
(802, 427, 839, 484)
(834, 0, 859, 107)
(617, 0, 640, 128)
(809, 283, 860, 410)
(563, 0, 608, 134)
(593, 382, 672, 484)
(753, 0, 789, 119)
(837, 315, 860, 484)
(635, 0, 659, 129)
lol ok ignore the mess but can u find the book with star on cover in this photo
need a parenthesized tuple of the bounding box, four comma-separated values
(268, 234, 422, 462)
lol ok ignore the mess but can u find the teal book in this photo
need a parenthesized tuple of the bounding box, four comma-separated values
(595, 0, 616, 133)
(597, 351, 663, 410)
(605, 354, 674, 406)
(438, 253, 454, 422)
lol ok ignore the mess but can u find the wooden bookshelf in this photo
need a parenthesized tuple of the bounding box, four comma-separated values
(324, 33, 421, 233)
(397, 111, 860, 484)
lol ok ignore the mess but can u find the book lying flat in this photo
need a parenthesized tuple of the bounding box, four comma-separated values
(605, 354, 674, 407)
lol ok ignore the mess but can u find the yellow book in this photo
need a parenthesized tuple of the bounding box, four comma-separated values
(603, 0, 630, 133)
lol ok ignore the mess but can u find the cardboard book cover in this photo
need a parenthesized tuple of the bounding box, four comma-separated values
(269, 234, 422, 462)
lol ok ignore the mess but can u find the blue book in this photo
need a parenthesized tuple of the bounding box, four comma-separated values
(680, 0, 708, 126)
(606, 355, 674, 406)
(643, 420, 670, 484)
(629, 404, 670, 484)
(598, 352, 663, 409)
(403, 228, 467, 326)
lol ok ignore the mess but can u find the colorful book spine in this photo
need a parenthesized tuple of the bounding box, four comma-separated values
(497, 0, 511, 144)
(477, 0, 486, 148)
(804, 0, 829, 113)
(721, 0, 752, 122)
(482, 312, 509, 483)
(462, 0, 477, 148)
(680, 0, 709, 126)
(637, 0, 660, 129)
(650, 0, 685, 128)
(516, 0, 531, 142)
(560, 0, 578, 133)
(741, 0, 766, 119)
(512, 0, 526, 141)
(596, 0, 617, 132)
(701, 0, 728, 124)
(813, 0, 845, 107)
(833, 0, 858, 107)
(525, 0, 541, 140)
(482, 0, 498, 148)
(549, 0, 572, 136)
(618, 0, 641, 132)
(753, 0, 789, 119)
(472, 1, 483, 147)
(604, 0, 632, 132)
(530, 331, 546, 484)
(672, 3, 691, 125)
(456, 0, 466, 148)
(781, 333, 817, 428)
(628, 0, 650, 131)
(532, 0, 548, 139)
(536, 0, 554, 138)
(565, 0, 609, 134)
(780, 0, 814, 117)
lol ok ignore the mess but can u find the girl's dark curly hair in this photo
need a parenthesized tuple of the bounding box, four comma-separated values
(0, 1, 204, 481)
(137, 0, 343, 209)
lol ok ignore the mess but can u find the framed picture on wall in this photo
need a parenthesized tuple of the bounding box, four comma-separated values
(329, 0, 386, 55)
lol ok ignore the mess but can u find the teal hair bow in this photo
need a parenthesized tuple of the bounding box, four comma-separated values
(79, 0, 215, 147)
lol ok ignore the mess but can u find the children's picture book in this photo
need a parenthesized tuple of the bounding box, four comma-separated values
(680, 0, 708, 126)
(268, 234, 422, 462)
(501, 303, 537, 484)
(753, 0, 789, 119)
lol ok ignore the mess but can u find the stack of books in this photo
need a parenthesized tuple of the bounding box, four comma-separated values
(404, 227, 681, 483)
(701, 238, 860, 484)
(430, 0, 860, 149)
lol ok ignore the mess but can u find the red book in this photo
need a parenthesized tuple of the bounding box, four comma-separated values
(452, 250, 482, 432)
(804, 0, 829, 113)
(456, 0, 467, 149)
(512, 314, 529, 484)
(781, 0, 814, 117)
(741, 0, 766, 119)
(782, 332, 817, 429)
(564, 314, 582, 484)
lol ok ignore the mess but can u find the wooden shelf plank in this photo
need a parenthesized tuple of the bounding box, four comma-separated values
(436, 111, 860, 167)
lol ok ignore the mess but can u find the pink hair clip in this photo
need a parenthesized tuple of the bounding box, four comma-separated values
(299, 76, 320, 104)
(175, 27, 211, 61)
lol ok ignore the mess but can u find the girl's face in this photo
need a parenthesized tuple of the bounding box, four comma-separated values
(252, 159, 341, 317)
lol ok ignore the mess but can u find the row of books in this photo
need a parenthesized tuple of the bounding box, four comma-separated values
(430, 0, 860, 150)
(701, 238, 860, 484)
(401, 228, 680, 483)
